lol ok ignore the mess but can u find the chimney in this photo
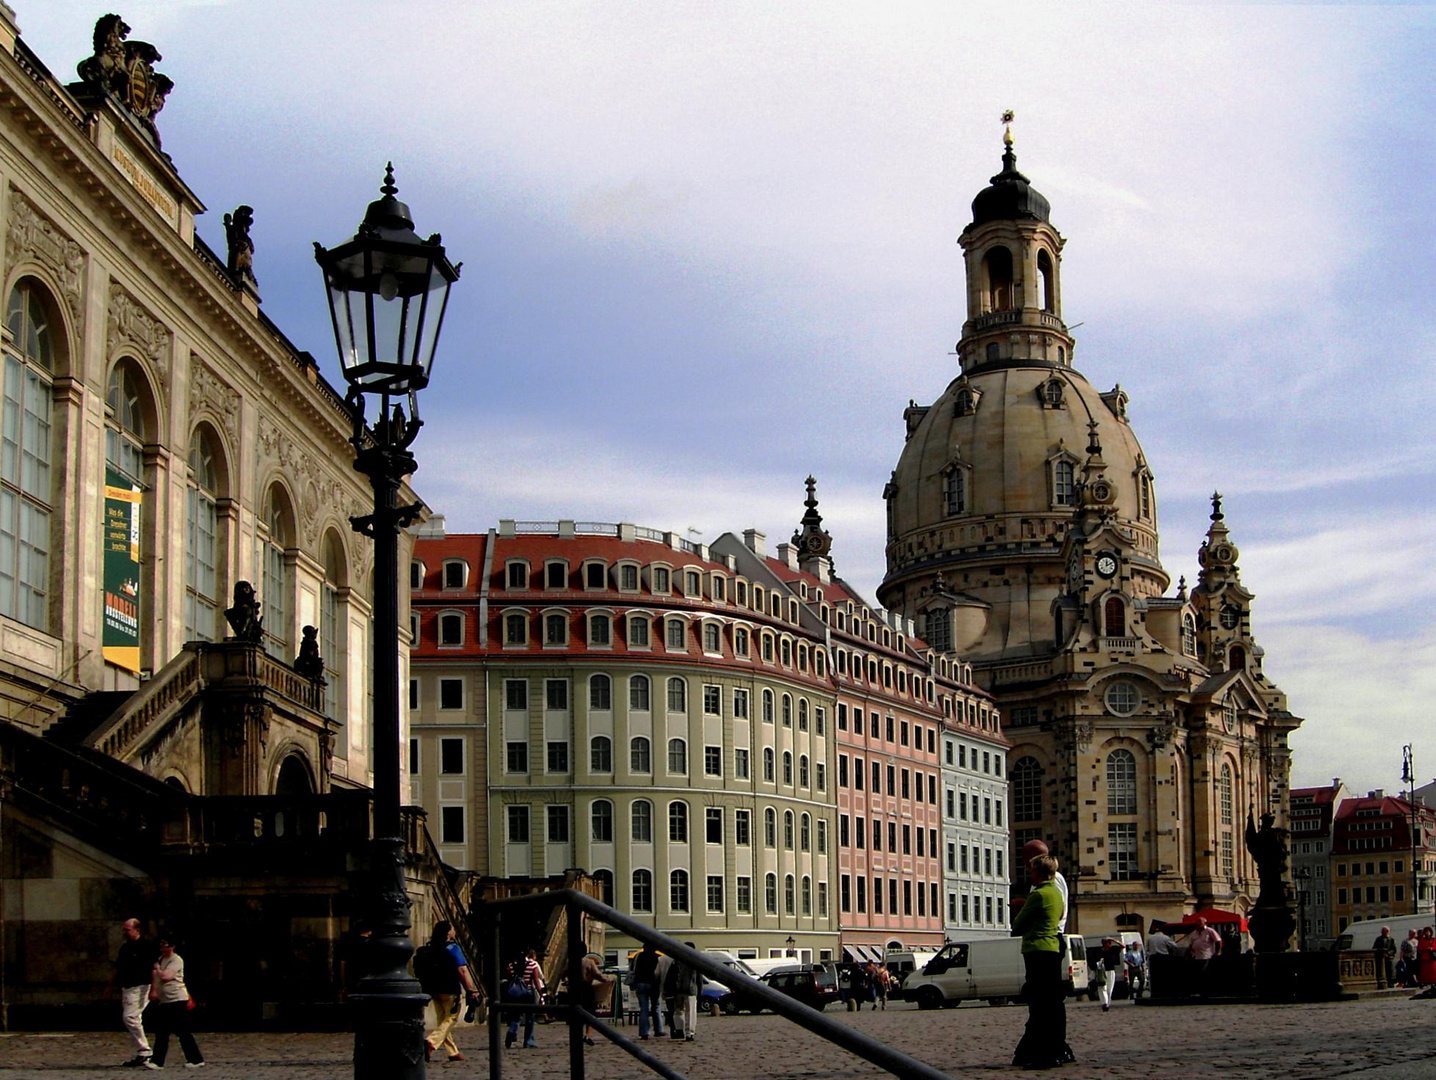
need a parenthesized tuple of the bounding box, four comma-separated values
(743, 529, 766, 556)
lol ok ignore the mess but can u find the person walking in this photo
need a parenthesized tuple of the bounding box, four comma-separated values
(578, 952, 612, 1046)
(630, 943, 665, 1038)
(144, 935, 203, 1069)
(114, 918, 157, 1067)
(505, 948, 545, 1049)
(1399, 930, 1419, 987)
(875, 964, 891, 1010)
(862, 961, 879, 1009)
(1096, 937, 1122, 1011)
(1010, 854, 1071, 1070)
(416, 921, 478, 1063)
(1123, 938, 1146, 999)
(664, 952, 705, 1042)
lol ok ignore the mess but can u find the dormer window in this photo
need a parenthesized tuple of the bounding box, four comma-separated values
(445, 560, 469, 589)
(618, 562, 639, 591)
(585, 562, 607, 589)
(504, 561, 526, 589)
(410, 560, 426, 590)
(685, 570, 701, 597)
(1039, 377, 1065, 409)
(652, 566, 671, 594)
(546, 561, 567, 589)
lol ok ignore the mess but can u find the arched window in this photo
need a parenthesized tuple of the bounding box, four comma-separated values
(591, 799, 613, 842)
(799, 754, 810, 788)
(1229, 645, 1247, 670)
(668, 737, 687, 774)
(765, 873, 778, 914)
(1181, 613, 1197, 656)
(590, 735, 612, 773)
(1104, 597, 1125, 637)
(631, 799, 652, 842)
(784, 874, 796, 915)
(943, 469, 965, 516)
(1106, 749, 1137, 815)
(668, 801, 688, 843)
(1219, 764, 1234, 826)
(106, 360, 146, 484)
(800, 812, 811, 851)
(1037, 249, 1055, 312)
(983, 246, 1014, 310)
(184, 429, 222, 642)
(764, 807, 776, 846)
(1012, 756, 1044, 823)
(630, 736, 651, 773)
(781, 694, 792, 727)
(632, 869, 653, 913)
(784, 809, 795, 849)
(1, 281, 56, 631)
(260, 486, 293, 658)
(590, 673, 611, 710)
(670, 869, 689, 912)
(801, 876, 812, 916)
(798, 699, 809, 730)
(762, 689, 774, 723)
(782, 751, 793, 785)
(592, 869, 614, 906)
(666, 676, 686, 713)
(629, 674, 649, 711)
(763, 747, 775, 782)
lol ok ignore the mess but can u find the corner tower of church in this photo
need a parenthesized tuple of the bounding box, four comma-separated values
(878, 121, 1302, 932)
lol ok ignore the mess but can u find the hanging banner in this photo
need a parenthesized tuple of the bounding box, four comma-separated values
(103, 468, 142, 673)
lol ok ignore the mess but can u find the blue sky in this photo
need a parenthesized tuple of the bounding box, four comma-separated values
(24, 2, 1436, 800)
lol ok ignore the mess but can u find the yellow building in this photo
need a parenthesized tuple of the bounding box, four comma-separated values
(877, 129, 1303, 932)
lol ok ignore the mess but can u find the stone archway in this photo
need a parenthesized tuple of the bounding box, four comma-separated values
(274, 752, 314, 796)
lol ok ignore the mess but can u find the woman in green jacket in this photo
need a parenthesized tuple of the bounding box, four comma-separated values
(1010, 854, 1071, 1069)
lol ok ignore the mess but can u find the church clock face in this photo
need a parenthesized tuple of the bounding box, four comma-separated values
(1095, 553, 1118, 579)
(1220, 604, 1240, 630)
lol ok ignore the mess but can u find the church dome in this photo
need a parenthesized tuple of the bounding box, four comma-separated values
(971, 145, 1051, 227)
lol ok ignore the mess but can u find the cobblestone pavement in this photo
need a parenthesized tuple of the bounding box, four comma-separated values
(3, 995, 1434, 1080)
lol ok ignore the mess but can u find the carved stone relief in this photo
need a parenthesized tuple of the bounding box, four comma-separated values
(256, 413, 360, 551)
(107, 283, 170, 397)
(187, 357, 240, 451)
(6, 190, 86, 334)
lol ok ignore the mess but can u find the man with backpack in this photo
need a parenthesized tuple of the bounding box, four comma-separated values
(414, 921, 478, 1063)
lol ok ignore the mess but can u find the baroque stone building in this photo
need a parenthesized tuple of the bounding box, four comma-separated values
(877, 127, 1303, 933)
(0, 7, 438, 1026)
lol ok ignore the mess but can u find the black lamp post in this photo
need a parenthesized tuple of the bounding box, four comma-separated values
(315, 164, 460, 1080)
(786, 935, 796, 958)
(1294, 867, 1310, 952)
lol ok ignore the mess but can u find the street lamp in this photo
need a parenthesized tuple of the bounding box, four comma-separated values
(316, 164, 460, 1080)
(1403, 745, 1418, 916)
(1294, 867, 1310, 952)
(786, 935, 797, 958)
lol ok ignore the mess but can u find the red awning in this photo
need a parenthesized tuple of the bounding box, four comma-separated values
(1161, 907, 1249, 932)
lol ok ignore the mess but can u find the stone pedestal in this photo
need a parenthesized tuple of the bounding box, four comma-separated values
(1254, 952, 1345, 1001)
(1248, 904, 1296, 955)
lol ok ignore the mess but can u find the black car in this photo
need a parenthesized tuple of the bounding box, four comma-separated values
(718, 965, 840, 1014)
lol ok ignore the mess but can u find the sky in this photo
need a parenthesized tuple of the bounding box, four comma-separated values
(22, 2, 1436, 802)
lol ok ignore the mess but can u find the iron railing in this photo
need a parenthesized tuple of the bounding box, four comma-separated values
(475, 888, 954, 1080)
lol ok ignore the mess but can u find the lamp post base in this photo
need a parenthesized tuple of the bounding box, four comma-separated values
(351, 836, 428, 1080)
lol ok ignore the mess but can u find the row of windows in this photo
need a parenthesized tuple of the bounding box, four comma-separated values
(501, 735, 826, 791)
(943, 841, 1006, 877)
(838, 815, 941, 859)
(501, 676, 827, 734)
(942, 789, 1006, 827)
(1337, 860, 1406, 877)
(836, 705, 946, 754)
(1337, 885, 1406, 906)
(945, 892, 1008, 927)
(500, 800, 831, 852)
(837, 875, 943, 919)
(838, 756, 945, 808)
(1011, 749, 1155, 823)
(943, 740, 1003, 775)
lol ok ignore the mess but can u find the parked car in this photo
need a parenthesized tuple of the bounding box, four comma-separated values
(718, 964, 840, 1014)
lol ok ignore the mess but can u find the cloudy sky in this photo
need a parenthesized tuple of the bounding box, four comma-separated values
(25, 2, 1436, 800)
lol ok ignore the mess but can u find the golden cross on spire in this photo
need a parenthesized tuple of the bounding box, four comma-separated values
(1001, 109, 1015, 147)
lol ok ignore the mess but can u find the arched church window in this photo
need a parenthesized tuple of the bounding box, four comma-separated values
(107, 360, 147, 484)
(1053, 460, 1075, 507)
(983, 246, 1014, 310)
(1140, 473, 1152, 519)
(1106, 749, 1137, 815)
(1219, 763, 1234, 826)
(185, 429, 221, 641)
(1037, 249, 1055, 312)
(260, 486, 293, 658)
(1229, 644, 1246, 670)
(2, 281, 56, 630)
(924, 607, 951, 654)
(1181, 613, 1196, 656)
(1103, 596, 1125, 637)
(1012, 757, 1044, 823)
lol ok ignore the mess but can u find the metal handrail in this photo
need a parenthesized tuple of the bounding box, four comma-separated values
(475, 887, 954, 1080)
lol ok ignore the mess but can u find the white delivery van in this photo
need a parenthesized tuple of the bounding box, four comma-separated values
(883, 950, 940, 987)
(1336, 914, 1433, 952)
(1061, 934, 1089, 997)
(902, 938, 1026, 1008)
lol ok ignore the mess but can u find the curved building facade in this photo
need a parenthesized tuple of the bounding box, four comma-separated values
(878, 131, 1303, 932)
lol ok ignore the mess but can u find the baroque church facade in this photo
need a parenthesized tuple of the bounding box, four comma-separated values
(876, 128, 1303, 932)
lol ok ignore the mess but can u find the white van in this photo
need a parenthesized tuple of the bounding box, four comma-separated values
(902, 938, 1025, 1008)
(883, 950, 940, 987)
(1336, 914, 1434, 952)
(1061, 934, 1089, 997)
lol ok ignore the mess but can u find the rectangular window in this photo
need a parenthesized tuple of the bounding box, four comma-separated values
(873, 876, 884, 914)
(440, 805, 465, 844)
(409, 738, 419, 774)
(889, 878, 899, 915)
(547, 805, 570, 842)
(887, 764, 896, 796)
(839, 814, 850, 847)
(506, 741, 528, 773)
(704, 745, 722, 777)
(440, 737, 464, 774)
(841, 874, 852, 913)
(666, 619, 686, 650)
(816, 764, 826, 791)
(506, 562, 527, 589)
(853, 709, 864, 735)
(900, 720, 910, 746)
(620, 564, 639, 590)
(629, 616, 649, 647)
(839, 755, 849, 788)
(960, 792, 968, 820)
(735, 809, 750, 846)
(703, 684, 721, 715)
(547, 741, 570, 773)
(817, 819, 827, 853)
(901, 769, 910, 799)
(439, 678, 463, 710)
(947, 842, 956, 872)
(545, 680, 569, 711)
(505, 680, 528, 710)
(903, 824, 912, 855)
(837, 703, 848, 731)
(706, 807, 723, 844)
(507, 805, 530, 843)
(734, 748, 750, 779)
(733, 689, 749, 718)
(409, 679, 419, 710)
(856, 876, 867, 914)
(874, 761, 882, 791)
(1109, 822, 1138, 880)
(736, 876, 752, 913)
